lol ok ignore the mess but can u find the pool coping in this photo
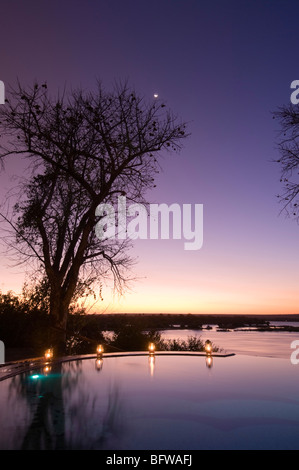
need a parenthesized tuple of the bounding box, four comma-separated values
(0, 351, 235, 382)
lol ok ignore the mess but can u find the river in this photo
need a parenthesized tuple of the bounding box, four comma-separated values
(159, 325, 299, 359)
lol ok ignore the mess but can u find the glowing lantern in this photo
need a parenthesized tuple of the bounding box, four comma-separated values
(205, 340, 213, 355)
(148, 342, 155, 355)
(97, 344, 104, 358)
(44, 348, 53, 361)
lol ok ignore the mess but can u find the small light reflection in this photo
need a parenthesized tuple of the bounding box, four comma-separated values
(95, 358, 103, 372)
(43, 365, 52, 375)
(148, 354, 155, 377)
(205, 355, 213, 369)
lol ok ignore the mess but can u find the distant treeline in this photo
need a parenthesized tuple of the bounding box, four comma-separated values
(1, 288, 299, 361)
(86, 313, 271, 331)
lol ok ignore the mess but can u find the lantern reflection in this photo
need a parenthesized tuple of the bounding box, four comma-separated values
(148, 354, 155, 376)
(95, 358, 103, 371)
(43, 365, 52, 375)
(205, 355, 213, 369)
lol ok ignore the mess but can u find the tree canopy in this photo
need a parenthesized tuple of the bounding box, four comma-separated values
(0, 80, 188, 353)
(274, 103, 299, 220)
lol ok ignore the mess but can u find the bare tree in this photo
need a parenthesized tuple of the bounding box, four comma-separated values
(0, 81, 188, 353)
(273, 103, 299, 220)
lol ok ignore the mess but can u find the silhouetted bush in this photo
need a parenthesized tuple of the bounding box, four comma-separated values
(107, 325, 163, 352)
(160, 336, 204, 351)
(159, 335, 221, 352)
(0, 291, 52, 355)
(0, 291, 223, 358)
(65, 316, 104, 355)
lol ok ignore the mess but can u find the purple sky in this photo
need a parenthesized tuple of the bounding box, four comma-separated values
(0, 0, 299, 314)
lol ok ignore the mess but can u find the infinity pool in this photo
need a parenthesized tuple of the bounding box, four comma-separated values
(1, 353, 299, 450)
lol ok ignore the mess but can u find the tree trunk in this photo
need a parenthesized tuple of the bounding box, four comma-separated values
(49, 289, 69, 356)
(48, 217, 94, 356)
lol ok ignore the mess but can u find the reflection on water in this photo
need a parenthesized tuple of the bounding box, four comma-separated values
(148, 354, 155, 377)
(95, 358, 104, 372)
(160, 328, 299, 359)
(205, 355, 213, 369)
(1, 362, 71, 449)
(64, 362, 127, 450)
(21, 366, 66, 450)
(0, 360, 128, 450)
(2, 353, 299, 449)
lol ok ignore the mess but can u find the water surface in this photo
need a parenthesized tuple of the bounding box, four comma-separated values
(160, 328, 299, 359)
(1, 353, 299, 450)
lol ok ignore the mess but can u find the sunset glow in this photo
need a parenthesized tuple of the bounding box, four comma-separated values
(0, 1, 299, 317)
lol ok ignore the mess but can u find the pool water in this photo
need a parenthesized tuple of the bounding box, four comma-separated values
(1, 353, 299, 450)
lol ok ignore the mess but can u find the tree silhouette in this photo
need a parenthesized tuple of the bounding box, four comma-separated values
(273, 103, 299, 220)
(0, 80, 188, 353)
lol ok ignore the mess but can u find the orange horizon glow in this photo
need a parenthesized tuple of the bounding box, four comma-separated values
(89, 285, 299, 316)
(1, 234, 299, 317)
(1, 268, 299, 317)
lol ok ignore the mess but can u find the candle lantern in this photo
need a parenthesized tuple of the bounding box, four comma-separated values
(97, 344, 104, 358)
(148, 342, 155, 355)
(204, 340, 213, 355)
(44, 348, 53, 361)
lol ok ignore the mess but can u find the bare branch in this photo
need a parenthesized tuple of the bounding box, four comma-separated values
(0, 80, 189, 350)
